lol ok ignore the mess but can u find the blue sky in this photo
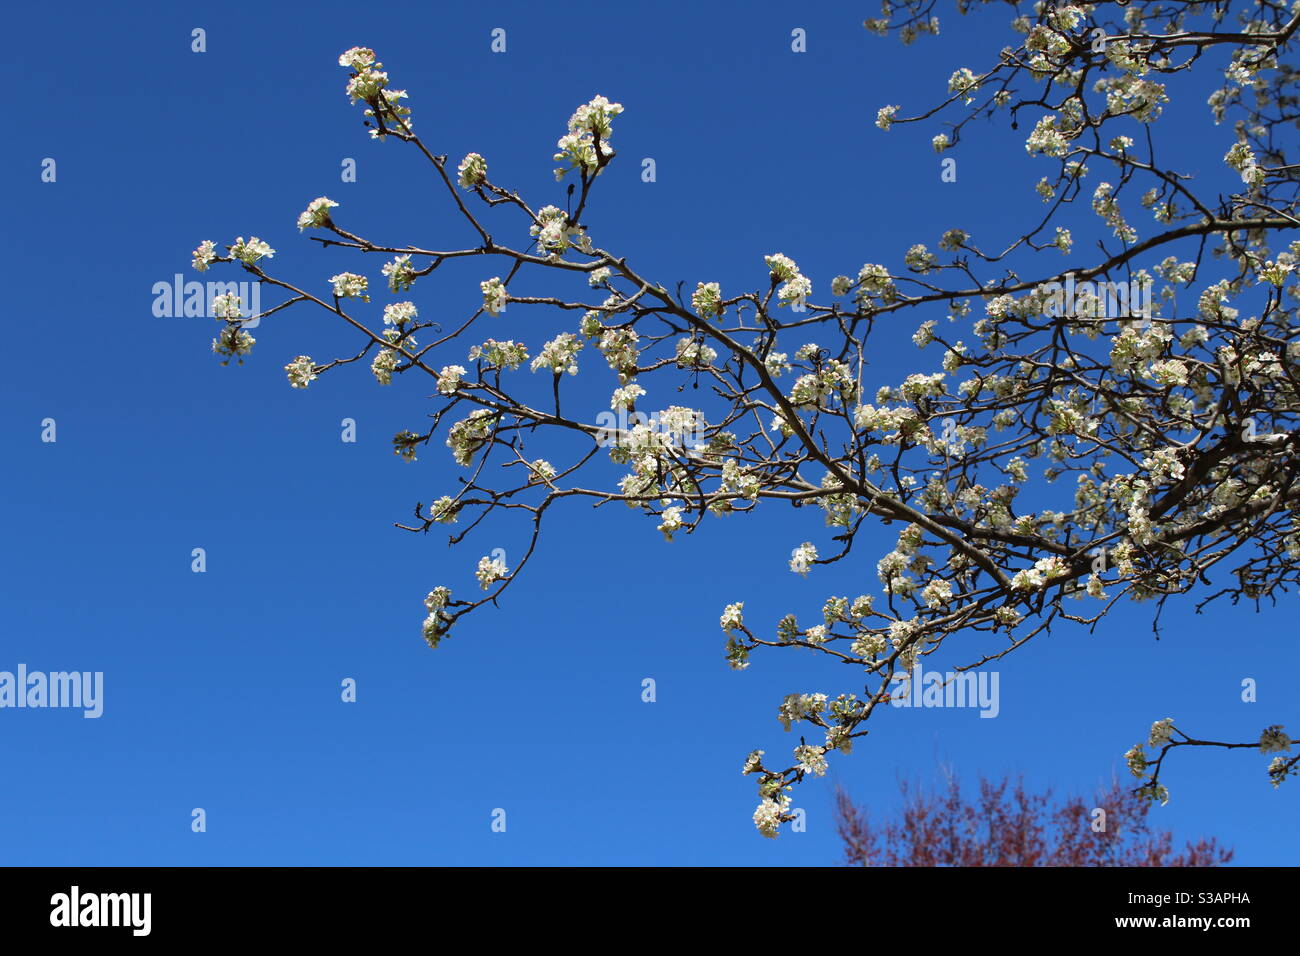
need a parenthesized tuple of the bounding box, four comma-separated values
(2, 0, 1295, 865)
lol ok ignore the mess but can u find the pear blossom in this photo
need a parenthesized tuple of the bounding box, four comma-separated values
(211, 293, 244, 321)
(383, 301, 418, 325)
(553, 95, 624, 181)
(436, 365, 467, 395)
(753, 795, 791, 838)
(191, 240, 218, 272)
(1149, 717, 1175, 747)
(611, 383, 645, 411)
(285, 355, 317, 389)
(230, 236, 274, 265)
(476, 554, 509, 590)
(480, 277, 508, 315)
(530, 333, 583, 375)
(382, 255, 417, 293)
(446, 410, 497, 466)
(468, 339, 528, 369)
(297, 197, 338, 231)
(692, 282, 722, 318)
(794, 744, 828, 777)
(457, 152, 487, 188)
(790, 542, 818, 576)
(212, 326, 254, 362)
(658, 506, 685, 540)
(330, 272, 369, 301)
(371, 348, 398, 385)
(527, 460, 557, 483)
(428, 496, 459, 524)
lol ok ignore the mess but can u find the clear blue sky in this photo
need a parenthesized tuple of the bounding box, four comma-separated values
(2, 0, 1295, 865)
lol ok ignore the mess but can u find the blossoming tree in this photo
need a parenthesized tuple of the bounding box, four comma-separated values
(191, 2, 1299, 836)
(834, 773, 1232, 866)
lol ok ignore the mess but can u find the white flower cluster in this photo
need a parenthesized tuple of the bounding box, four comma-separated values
(531, 333, 583, 375)
(1124, 743, 1149, 778)
(480, 277, 508, 315)
(851, 404, 921, 447)
(921, 578, 952, 609)
(794, 744, 828, 777)
(446, 410, 497, 466)
(1100, 75, 1167, 124)
(765, 253, 811, 306)
(1149, 717, 1175, 747)
(789, 542, 818, 576)
(657, 506, 684, 541)
(598, 328, 640, 379)
(457, 152, 487, 189)
(330, 272, 369, 301)
(475, 554, 508, 590)
(765, 352, 791, 376)
(1010, 555, 1067, 591)
(530, 205, 591, 254)
(192, 240, 218, 272)
(338, 47, 411, 138)
(692, 281, 722, 318)
(753, 794, 791, 839)
(468, 338, 529, 370)
(428, 496, 459, 524)
(371, 347, 398, 385)
(948, 66, 978, 102)
(285, 355, 317, 389)
(1146, 359, 1188, 388)
(1223, 142, 1264, 187)
(436, 365, 467, 395)
(904, 244, 937, 273)
(382, 255, 417, 293)
(208, 292, 241, 321)
(777, 692, 828, 732)
(297, 197, 338, 231)
(212, 326, 255, 362)
(675, 338, 717, 368)
(422, 586, 452, 648)
(789, 360, 857, 409)
(854, 263, 896, 306)
(1092, 182, 1136, 243)
(528, 460, 557, 483)
(720, 459, 761, 503)
(719, 602, 744, 631)
(611, 383, 645, 411)
(554, 95, 624, 181)
(384, 302, 418, 326)
(1025, 114, 1072, 157)
(231, 236, 274, 265)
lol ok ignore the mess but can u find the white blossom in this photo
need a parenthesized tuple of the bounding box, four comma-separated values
(297, 197, 338, 231)
(285, 355, 317, 389)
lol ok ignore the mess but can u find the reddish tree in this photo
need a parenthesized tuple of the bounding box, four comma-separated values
(835, 773, 1231, 867)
